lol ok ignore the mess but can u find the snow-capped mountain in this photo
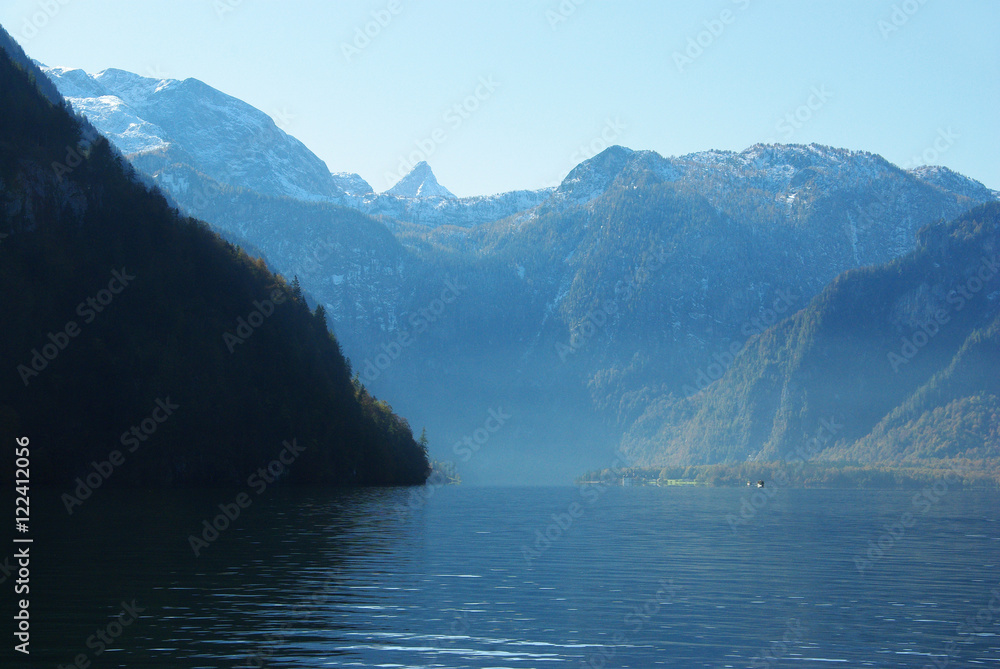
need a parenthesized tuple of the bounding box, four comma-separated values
(538, 143, 998, 266)
(548, 143, 998, 214)
(42, 65, 347, 201)
(51, 64, 995, 241)
(40, 65, 551, 228)
(359, 180, 553, 228)
(386, 161, 456, 199)
(337, 162, 553, 227)
(331, 172, 374, 196)
(907, 165, 1000, 203)
(546, 145, 682, 207)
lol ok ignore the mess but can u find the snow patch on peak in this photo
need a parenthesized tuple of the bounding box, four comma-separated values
(908, 165, 998, 202)
(42, 65, 345, 201)
(92, 68, 170, 107)
(681, 148, 737, 165)
(386, 161, 455, 199)
(675, 143, 896, 197)
(560, 145, 637, 192)
(41, 66, 109, 99)
(332, 172, 374, 197)
(554, 145, 681, 206)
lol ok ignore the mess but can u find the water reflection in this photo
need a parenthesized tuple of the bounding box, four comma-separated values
(19, 486, 1000, 668)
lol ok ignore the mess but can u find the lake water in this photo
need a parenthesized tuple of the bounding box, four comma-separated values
(16, 485, 1000, 667)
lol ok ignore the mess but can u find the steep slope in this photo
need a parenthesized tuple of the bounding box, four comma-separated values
(620, 202, 1000, 471)
(43, 65, 346, 201)
(0, 29, 61, 104)
(0, 30, 429, 487)
(435, 145, 996, 400)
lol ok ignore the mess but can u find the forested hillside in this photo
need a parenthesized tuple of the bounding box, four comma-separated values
(0, 33, 429, 487)
(621, 202, 1000, 480)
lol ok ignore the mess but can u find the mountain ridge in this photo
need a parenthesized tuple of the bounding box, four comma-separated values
(40, 65, 554, 228)
(45, 64, 997, 233)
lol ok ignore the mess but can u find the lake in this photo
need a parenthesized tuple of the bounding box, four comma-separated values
(17, 485, 1000, 667)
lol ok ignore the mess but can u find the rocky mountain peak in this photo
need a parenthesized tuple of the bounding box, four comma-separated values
(386, 161, 456, 199)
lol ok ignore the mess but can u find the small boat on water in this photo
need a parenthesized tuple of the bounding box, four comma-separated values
(756, 480, 765, 488)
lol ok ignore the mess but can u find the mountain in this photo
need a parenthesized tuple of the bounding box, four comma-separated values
(386, 161, 456, 199)
(41, 65, 347, 201)
(618, 202, 1000, 473)
(332, 171, 374, 196)
(359, 185, 553, 227)
(0, 28, 429, 487)
(40, 65, 551, 228)
(149, 163, 418, 361)
(907, 165, 1000, 203)
(545, 143, 997, 265)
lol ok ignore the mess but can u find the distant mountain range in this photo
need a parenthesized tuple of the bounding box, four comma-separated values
(37, 60, 1000, 484)
(41, 65, 552, 228)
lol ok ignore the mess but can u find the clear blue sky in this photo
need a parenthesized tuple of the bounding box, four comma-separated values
(2, 0, 997, 197)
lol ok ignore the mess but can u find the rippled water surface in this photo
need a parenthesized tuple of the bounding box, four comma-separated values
(23, 486, 1000, 667)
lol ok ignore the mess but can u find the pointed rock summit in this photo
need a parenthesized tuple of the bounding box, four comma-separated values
(386, 161, 456, 199)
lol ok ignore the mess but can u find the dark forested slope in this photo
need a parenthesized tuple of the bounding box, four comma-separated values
(0, 32, 428, 487)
